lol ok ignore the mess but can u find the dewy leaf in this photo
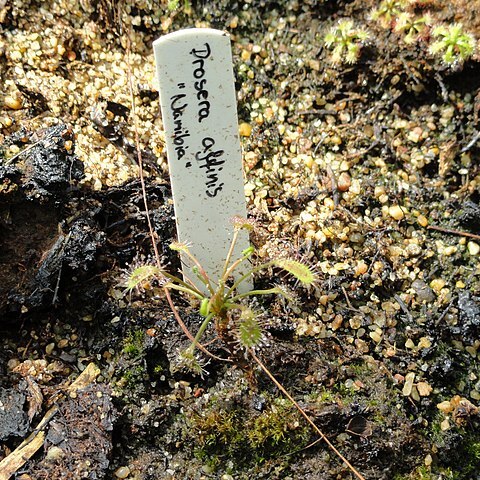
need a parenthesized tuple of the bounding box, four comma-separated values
(125, 265, 163, 292)
(231, 215, 256, 231)
(169, 241, 191, 253)
(272, 258, 317, 286)
(176, 348, 208, 377)
(236, 309, 264, 348)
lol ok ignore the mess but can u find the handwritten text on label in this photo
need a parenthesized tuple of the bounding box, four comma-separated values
(167, 42, 224, 197)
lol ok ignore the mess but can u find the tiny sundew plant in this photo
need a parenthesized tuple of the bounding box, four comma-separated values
(324, 20, 370, 64)
(167, 0, 191, 13)
(121, 223, 366, 478)
(429, 23, 476, 66)
(394, 12, 431, 44)
(370, 0, 407, 29)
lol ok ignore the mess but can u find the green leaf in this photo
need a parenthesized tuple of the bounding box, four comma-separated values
(124, 265, 163, 292)
(242, 246, 255, 257)
(169, 241, 191, 253)
(236, 309, 264, 348)
(272, 258, 317, 286)
(324, 32, 336, 47)
(167, 0, 180, 11)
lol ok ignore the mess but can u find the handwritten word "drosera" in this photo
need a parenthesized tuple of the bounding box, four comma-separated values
(190, 43, 211, 123)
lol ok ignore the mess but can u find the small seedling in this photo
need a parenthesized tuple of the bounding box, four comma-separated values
(394, 12, 431, 44)
(429, 23, 476, 65)
(324, 20, 370, 64)
(167, 0, 191, 12)
(371, 0, 406, 29)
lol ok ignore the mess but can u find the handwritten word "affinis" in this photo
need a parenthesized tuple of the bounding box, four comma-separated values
(195, 137, 225, 197)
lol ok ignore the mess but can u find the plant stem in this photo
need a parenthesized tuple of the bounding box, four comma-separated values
(163, 287, 231, 362)
(225, 260, 276, 297)
(231, 287, 282, 302)
(163, 272, 204, 297)
(222, 229, 239, 279)
(166, 283, 204, 300)
(126, 36, 162, 270)
(427, 224, 480, 241)
(182, 248, 216, 295)
(223, 250, 253, 284)
(189, 312, 215, 351)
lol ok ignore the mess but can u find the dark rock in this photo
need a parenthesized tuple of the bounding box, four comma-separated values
(62, 218, 106, 271)
(457, 200, 480, 231)
(0, 385, 29, 441)
(23, 124, 83, 202)
(452, 291, 480, 343)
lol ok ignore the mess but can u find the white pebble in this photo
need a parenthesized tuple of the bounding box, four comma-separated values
(468, 241, 480, 256)
(114, 466, 130, 479)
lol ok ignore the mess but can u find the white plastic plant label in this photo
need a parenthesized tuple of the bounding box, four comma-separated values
(153, 28, 251, 292)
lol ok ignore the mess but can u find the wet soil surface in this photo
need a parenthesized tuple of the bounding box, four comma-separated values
(1, 1, 480, 479)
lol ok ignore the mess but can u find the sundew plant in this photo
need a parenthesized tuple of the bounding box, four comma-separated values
(324, 20, 370, 64)
(123, 216, 317, 374)
(429, 23, 476, 65)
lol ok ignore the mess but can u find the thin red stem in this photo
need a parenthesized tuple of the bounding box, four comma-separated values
(250, 350, 365, 480)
